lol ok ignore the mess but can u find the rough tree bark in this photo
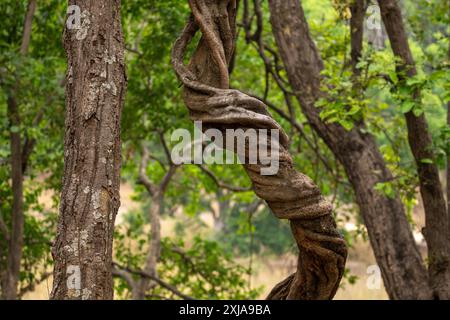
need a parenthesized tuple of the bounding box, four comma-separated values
(172, 0, 347, 300)
(378, 0, 450, 299)
(51, 0, 127, 300)
(3, 0, 37, 300)
(268, 0, 432, 299)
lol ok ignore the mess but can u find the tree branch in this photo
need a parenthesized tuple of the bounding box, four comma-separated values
(112, 263, 194, 300)
(20, 0, 37, 55)
(111, 265, 138, 293)
(0, 212, 10, 242)
(18, 271, 51, 298)
(137, 143, 157, 196)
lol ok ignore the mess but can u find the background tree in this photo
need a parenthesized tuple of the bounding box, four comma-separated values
(267, 0, 449, 299)
(0, 0, 65, 299)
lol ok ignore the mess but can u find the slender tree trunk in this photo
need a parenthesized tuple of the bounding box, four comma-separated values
(447, 99, 450, 236)
(212, 189, 229, 233)
(447, 100, 450, 238)
(173, 0, 347, 300)
(3, 0, 37, 300)
(448, 41, 450, 256)
(378, 0, 450, 299)
(448, 38, 450, 235)
(51, 0, 127, 300)
(5, 96, 24, 301)
(268, 0, 432, 299)
(134, 193, 162, 300)
(133, 144, 177, 300)
(350, 0, 366, 77)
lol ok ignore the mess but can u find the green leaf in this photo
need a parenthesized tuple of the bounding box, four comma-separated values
(340, 119, 354, 131)
(389, 71, 398, 84)
(412, 106, 424, 117)
(10, 126, 20, 133)
(401, 101, 415, 114)
(420, 158, 433, 164)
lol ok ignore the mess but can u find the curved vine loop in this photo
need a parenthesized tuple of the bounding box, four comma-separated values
(172, 0, 347, 300)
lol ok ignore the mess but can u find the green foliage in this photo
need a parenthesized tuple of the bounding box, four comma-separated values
(0, 0, 65, 296)
(114, 213, 261, 299)
(217, 206, 294, 256)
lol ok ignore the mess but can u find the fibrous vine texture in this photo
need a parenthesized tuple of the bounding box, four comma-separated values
(172, 0, 347, 300)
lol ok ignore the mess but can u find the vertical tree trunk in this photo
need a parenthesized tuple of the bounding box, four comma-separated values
(5, 95, 24, 301)
(350, 0, 366, 76)
(268, 0, 432, 299)
(448, 42, 450, 254)
(51, 0, 127, 300)
(4, 0, 37, 300)
(447, 99, 450, 236)
(133, 193, 162, 300)
(378, 0, 450, 299)
(134, 145, 177, 299)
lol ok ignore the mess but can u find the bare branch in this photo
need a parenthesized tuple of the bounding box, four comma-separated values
(112, 263, 194, 300)
(111, 266, 138, 292)
(0, 212, 10, 242)
(159, 132, 173, 165)
(18, 271, 51, 298)
(125, 45, 143, 56)
(159, 165, 177, 194)
(137, 143, 157, 196)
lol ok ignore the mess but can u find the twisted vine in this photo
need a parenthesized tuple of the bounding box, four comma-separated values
(171, 0, 347, 300)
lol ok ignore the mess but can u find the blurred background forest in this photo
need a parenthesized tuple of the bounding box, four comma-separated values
(0, 0, 448, 299)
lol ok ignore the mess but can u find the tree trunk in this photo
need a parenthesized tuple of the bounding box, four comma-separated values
(132, 145, 177, 299)
(173, 0, 347, 300)
(447, 99, 450, 237)
(5, 95, 24, 301)
(50, 0, 127, 300)
(134, 193, 162, 300)
(268, 0, 432, 299)
(3, 0, 37, 300)
(350, 0, 366, 76)
(378, 0, 450, 299)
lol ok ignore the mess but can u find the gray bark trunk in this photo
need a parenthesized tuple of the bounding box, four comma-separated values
(50, 0, 127, 300)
